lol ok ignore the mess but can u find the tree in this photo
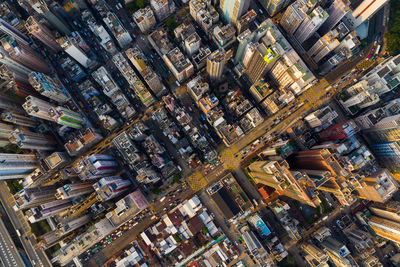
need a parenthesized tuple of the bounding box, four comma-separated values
(172, 173, 181, 184)
(152, 186, 162, 194)
(136, 0, 145, 9)
(165, 17, 178, 31)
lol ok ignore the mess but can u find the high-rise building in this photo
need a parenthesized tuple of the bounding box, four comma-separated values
(287, 149, 360, 206)
(357, 169, 398, 203)
(133, 6, 156, 33)
(280, 0, 315, 36)
(0, 75, 36, 98)
(26, 0, 71, 35)
(93, 176, 131, 201)
(0, 48, 34, 75)
(125, 48, 167, 97)
(49, 106, 85, 129)
(162, 47, 194, 82)
(150, 0, 174, 21)
(0, 18, 30, 45)
(220, 0, 250, 24)
(0, 153, 38, 180)
(307, 29, 340, 63)
(245, 43, 279, 84)
(9, 129, 56, 150)
(236, 9, 256, 34)
(75, 154, 118, 180)
(57, 32, 96, 68)
(368, 215, 400, 244)
(43, 151, 69, 170)
(320, 237, 355, 267)
(343, 0, 389, 30)
(40, 215, 90, 248)
(234, 29, 254, 64)
(28, 199, 72, 223)
(370, 201, 400, 223)
(260, 0, 292, 17)
(112, 53, 155, 107)
(25, 16, 62, 53)
(248, 160, 320, 207)
(22, 95, 56, 121)
(102, 12, 132, 49)
(0, 2, 29, 44)
(28, 72, 70, 103)
(1, 37, 50, 74)
(1, 111, 37, 127)
(184, 32, 201, 56)
(318, 0, 350, 34)
(207, 48, 228, 82)
(317, 120, 359, 142)
(55, 182, 94, 199)
(82, 10, 117, 55)
(14, 184, 57, 209)
(301, 243, 330, 267)
(294, 6, 329, 44)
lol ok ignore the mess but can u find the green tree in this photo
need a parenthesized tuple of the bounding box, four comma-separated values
(172, 173, 181, 184)
(165, 17, 178, 31)
(136, 0, 145, 9)
(152, 186, 162, 194)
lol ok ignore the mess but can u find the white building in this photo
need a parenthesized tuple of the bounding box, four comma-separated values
(133, 6, 156, 33)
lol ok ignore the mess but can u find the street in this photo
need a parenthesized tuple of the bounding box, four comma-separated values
(0, 218, 25, 267)
(0, 182, 50, 267)
(84, 185, 195, 267)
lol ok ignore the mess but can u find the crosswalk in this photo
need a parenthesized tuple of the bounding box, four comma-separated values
(0, 230, 18, 266)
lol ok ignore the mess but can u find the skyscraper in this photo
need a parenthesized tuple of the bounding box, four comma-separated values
(49, 107, 85, 129)
(0, 153, 38, 180)
(9, 129, 56, 150)
(28, 199, 72, 223)
(1, 111, 37, 127)
(207, 48, 228, 82)
(294, 6, 329, 44)
(14, 184, 58, 209)
(0, 18, 30, 45)
(368, 215, 400, 244)
(307, 29, 340, 63)
(287, 149, 361, 206)
(57, 32, 96, 68)
(74, 154, 118, 180)
(22, 95, 56, 121)
(248, 160, 321, 207)
(260, 0, 292, 16)
(220, 0, 250, 23)
(25, 16, 62, 53)
(280, 0, 311, 36)
(245, 43, 279, 84)
(234, 29, 254, 64)
(27, 0, 71, 35)
(356, 169, 399, 203)
(318, 0, 350, 34)
(55, 182, 94, 200)
(1, 37, 50, 73)
(0, 48, 33, 75)
(93, 176, 131, 201)
(28, 72, 70, 103)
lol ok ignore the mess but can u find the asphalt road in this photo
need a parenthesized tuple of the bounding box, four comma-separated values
(0, 218, 24, 267)
(0, 182, 51, 267)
